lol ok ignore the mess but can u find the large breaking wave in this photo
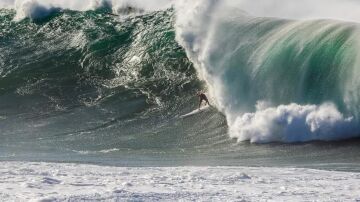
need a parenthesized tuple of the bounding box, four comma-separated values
(1, 0, 360, 151)
(175, 0, 360, 143)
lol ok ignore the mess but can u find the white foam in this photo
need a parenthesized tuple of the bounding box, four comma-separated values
(1, 161, 360, 201)
(229, 102, 358, 143)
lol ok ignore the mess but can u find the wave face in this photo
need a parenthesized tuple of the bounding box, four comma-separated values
(1, 0, 360, 164)
(0, 8, 233, 159)
(176, 0, 360, 143)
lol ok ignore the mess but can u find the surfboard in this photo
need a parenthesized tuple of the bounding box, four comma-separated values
(180, 105, 210, 118)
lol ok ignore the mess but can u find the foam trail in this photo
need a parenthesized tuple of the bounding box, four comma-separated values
(175, 0, 360, 143)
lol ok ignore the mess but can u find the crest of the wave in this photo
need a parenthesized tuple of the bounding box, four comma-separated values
(5, 0, 174, 20)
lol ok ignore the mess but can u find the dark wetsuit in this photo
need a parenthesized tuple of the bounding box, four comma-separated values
(198, 93, 210, 109)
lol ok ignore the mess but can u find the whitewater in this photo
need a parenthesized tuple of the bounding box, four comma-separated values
(1, 161, 360, 201)
(1, 0, 360, 201)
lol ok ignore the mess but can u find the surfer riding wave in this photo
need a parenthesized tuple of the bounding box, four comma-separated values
(197, 92, 211, 109)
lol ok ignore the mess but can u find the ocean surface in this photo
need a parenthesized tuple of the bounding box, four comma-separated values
(1, 0, 360, 172)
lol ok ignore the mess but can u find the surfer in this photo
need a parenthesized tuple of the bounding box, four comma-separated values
(197, 92, 211, 109)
